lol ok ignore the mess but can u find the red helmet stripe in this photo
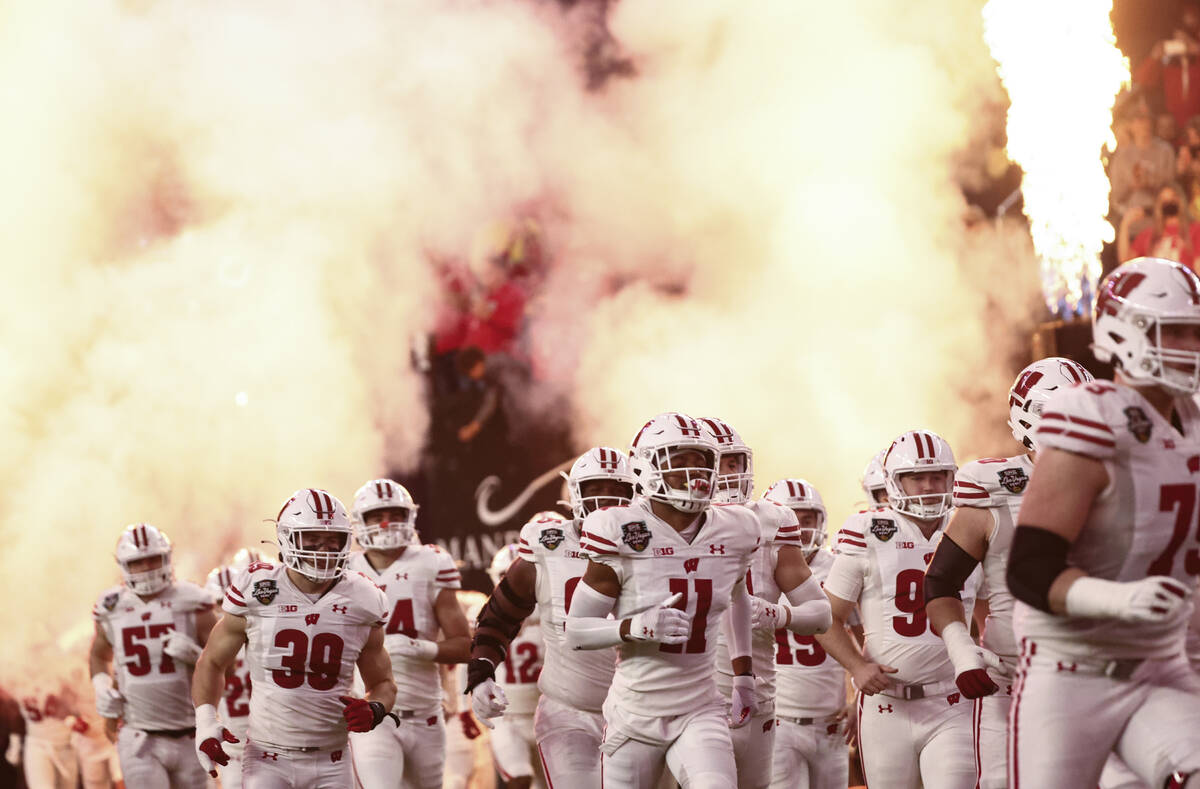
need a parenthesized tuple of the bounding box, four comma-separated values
(786, 480, 797, 497)
(925, 433, 936, 458)
(912, 432, 926, 459)
(322, 491, 334, 517)
(310, 489, 326, 519)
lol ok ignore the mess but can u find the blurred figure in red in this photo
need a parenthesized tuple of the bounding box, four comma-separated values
(1118, 183, 1200, 269)
(1134, 0, 1200, 136)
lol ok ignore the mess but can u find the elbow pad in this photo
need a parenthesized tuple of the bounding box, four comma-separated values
(786, 599, 832, 635)
(923, 537, 979, 604)
(565, 582, 622, 650)
(783, 575, 824, 606)
(1007, 525, 1071, 613)
(472, 576, 536, 658)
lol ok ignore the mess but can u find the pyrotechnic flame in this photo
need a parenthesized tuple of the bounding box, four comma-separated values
(983, 0, 1129, 317)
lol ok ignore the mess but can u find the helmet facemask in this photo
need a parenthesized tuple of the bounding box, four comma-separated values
(572, 478, 634, 521)
(121, 553, 173, 596)
(1132, 316, 1200, 395)
(280, 527, 350, 581)
(642, 446, 717, 514)
(355, 506, 417, 550)
(794, 509, 826, 555)
(713, 450, 754, 504)
(889, 470, 953, 520)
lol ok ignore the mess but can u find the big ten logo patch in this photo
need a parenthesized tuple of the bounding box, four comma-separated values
(654, 546, 675, 556)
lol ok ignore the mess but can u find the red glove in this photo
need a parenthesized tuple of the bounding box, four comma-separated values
(955, 668, 999, 699)
(339, 696, 387, 733)
(71, 717, 90, 735)
(459, 710, 481, 740)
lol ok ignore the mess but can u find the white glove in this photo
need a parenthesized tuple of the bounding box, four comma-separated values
(728, 675, 757, 728)
(750, 598, 790, 632)
(163, 631, 203, 664)
(194, 703, 238, 778)
(1065, 575, 1191, 623)
(625, 593, 689, 644)
(91, 673, 123, 719)
(5, 733, 19, 765)
(385, 635, 439, 661)
(941, 621, 1004, 674)
(470, 678, 508, 729)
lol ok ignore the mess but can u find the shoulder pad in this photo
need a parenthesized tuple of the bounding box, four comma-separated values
(1035, 383, 1121, 458)
(953, 455, 1030, 507)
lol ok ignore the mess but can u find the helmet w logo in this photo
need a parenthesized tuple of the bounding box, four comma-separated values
(597, 448, 619, 472)
(374, 481, 393, 500)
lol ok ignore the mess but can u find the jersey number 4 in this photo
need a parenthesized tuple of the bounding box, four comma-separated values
(385, 599, 417, 638)
(660, 577, 713, 654)
(272, 630, 344, 691)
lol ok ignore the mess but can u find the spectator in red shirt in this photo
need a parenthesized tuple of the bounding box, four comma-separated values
(462, 256, 526, 356)
(1134, 1, 1200, 134)
(1118, 183, 1200, 270)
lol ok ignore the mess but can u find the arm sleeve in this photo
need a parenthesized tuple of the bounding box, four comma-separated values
(722, 577, 753, 662)
(564, 582, 623, 650)
(781, 576, 833, 634)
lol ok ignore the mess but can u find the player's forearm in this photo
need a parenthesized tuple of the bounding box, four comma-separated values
(435, 635, 471, 664)
(191, 652, 227, 708)
(782, 599, 833, 635)
(723, 581, 754, 662)
(88, 651, 111, 679)
(365, 678, 397, 712)
(815, 619, 869, 674)
(925, 596, 968, 638)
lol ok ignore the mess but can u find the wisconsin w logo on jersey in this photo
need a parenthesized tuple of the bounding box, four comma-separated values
(998, 467, 1029, 494)
(621, 521, 652, 552)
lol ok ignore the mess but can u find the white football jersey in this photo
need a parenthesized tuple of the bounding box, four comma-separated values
(518, 516, 615, 712)
(495, 620, 543, 716)
(1014, 381, 1200, 660)
(826, 508, 980, 685)
(715, 499, 802, 704)
(92, 581, 212, 731)
(952, 453, 1032, 660)
(18, 689, 73, 747)
(775, 549, 848, 719)
(579, 499, 759, 716)
(347, 545, 461, 713)
(221, 562, 388, 748)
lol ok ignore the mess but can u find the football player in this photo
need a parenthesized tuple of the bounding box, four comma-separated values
(89, 523, 215, 789)
(344, 479, 470, 789)
(191, 489, 396, 788)
(202, 547, 262, 789)
(1006, 257, 1200, 789)
(17, 678, 79, 789)
(923, 357, 1092, 789)
(480, 542, 545, 789)
(565, 413, 759, 789)
(763, 479, 852, 789)
(860, 451, 888, 508)
(822, 430, 980, 789)
(467, 451, 633, 789)
(699, 419, 831, 789)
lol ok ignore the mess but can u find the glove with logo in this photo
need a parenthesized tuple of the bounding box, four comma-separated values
(339, 696, 389, 733)
(750, 598, 790, 632)
(1066, 576, 1191, 623)
(385, 634, 438, 661)
(728, 675, 757, 728)
(163, 631, 204, 664)
(625, 593, 689, 644)
(471, 678, 508, 729)
(194, 703, 239, 778)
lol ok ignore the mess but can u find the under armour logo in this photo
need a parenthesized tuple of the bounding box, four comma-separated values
(709, 544, 725, 555)
(1189, 455, 1200, 473)
(305, 613, 320, 626)
(641, 627, 654, 638)
(878, 704, 893, 714)
(1006, 684, 1013, 696)
(332, 604, 348, 614)
(683, 558, 700, 574)
(262, 752, 279, 761)
(947, 693, 961, 705)
(395, 572, 409, 581)
(330, 750, 342, 763)
(141, 612, 151, 621)
(762, 719, 774, 733)
(1056, 661, 1077, 673)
